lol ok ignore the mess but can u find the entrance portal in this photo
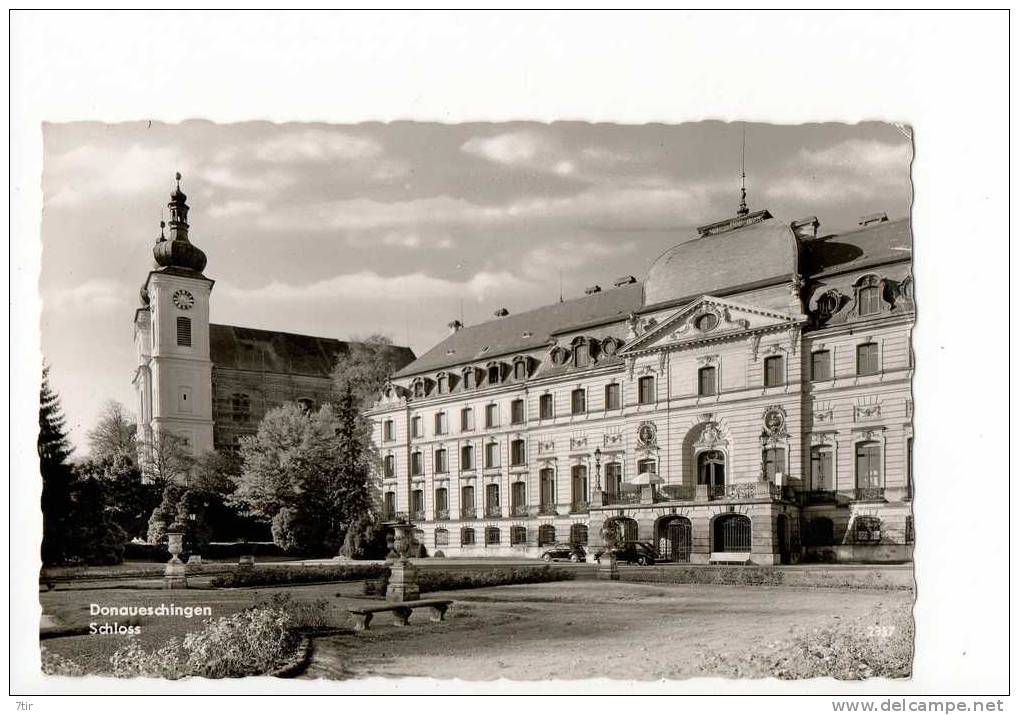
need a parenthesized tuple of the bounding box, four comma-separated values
(657, 516, 692, 563)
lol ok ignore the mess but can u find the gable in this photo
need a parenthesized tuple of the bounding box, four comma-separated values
(620, 296, 802, 355)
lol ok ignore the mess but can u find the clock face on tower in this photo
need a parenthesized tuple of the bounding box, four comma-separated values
(172, 289, 195, 310)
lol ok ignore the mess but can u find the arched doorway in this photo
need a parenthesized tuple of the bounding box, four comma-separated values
(606, 516, 638, 543)
(713, 514, 751, 553)
(776, 514, 791, 564)
(698, 450, 726, 491)
(657, 516, 692, 563)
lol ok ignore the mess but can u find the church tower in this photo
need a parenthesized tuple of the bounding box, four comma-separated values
(134, 173, 215, 464)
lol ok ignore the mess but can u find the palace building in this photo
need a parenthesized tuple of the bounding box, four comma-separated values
(367, 201, 914, 564)
(131, 175, 414, 459)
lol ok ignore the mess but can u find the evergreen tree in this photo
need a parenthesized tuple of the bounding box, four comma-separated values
(39, 364, 74, 565)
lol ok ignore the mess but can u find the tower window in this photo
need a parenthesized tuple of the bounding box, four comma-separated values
(176, 317, 192, 347)
(231, 393, 251, 423)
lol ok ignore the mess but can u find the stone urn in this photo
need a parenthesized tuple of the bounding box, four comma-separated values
(164, 523, 188, 589)
(386, 522, 420, 603)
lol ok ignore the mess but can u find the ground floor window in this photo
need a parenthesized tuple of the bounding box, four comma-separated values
(608, 517, 638, 542)
(461, 527, 475, 546)
(713, 514, 751, 552)
(538, 524, 556, 546)
(485, 526, 501, 545)
(510, 526, 527, 545)
(852, 515, 882, 544)
(803, 517, 835, 547)
(570, 523, 588, 545)
(435, 528, 449, 547)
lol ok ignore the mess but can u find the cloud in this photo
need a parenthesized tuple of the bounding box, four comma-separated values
(797, 139, 912, 175)
(44, 279, 124, 311)
(44, 143, 179, 207)
(255, 129, 384, 163)
(207, 199, 267, 219)
(199, 166, 295, 193)
(462, 130, 553, 166)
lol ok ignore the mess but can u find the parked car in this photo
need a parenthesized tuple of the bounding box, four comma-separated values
(595, 541, 659, 566)
(540, 543, 586, 562)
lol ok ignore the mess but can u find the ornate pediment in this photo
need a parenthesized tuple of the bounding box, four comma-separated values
(620, 296, 801, 356)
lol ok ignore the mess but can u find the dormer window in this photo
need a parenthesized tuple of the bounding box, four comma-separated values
(413, 380, 425, 398)
(513, 359, 527, 381)
(437, 373, 449, 394)
(856, 275, 882, 316)
(463, 368, 476, 390)
(601, 338, 619, 357)
(487, 364, 501, 385)
(550, 347, 569, 366)
(574, 341, 590, 368)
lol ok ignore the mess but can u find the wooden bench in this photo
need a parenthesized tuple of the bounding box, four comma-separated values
(347, 599, 452, 632)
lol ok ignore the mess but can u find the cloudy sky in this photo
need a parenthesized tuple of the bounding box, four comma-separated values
(40, 121, 912, 451)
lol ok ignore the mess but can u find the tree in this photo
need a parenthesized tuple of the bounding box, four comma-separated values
(75, 456, 161, 541)
(231, 400, 378, 555)
(65, 472, 128, 566)
(331, 334, 410, 409)
(39, 364, 75, 565)
(86, 400, 137, 464)
(139, 430, 195, 486)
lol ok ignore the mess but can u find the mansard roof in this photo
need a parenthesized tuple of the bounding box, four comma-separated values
(210, 324, 415, 379)
(801, 217, 911, 278)
(392, 283, 643, 378)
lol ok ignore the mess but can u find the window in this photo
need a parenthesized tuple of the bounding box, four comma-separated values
(434, 411, 447, 435)
(539, 468, 555, 510)
(811, 350, 831, 381)
(763, 447, 786, 481)
(538, 524, 556, 546)
(510, 439, 526, 466)
(383, 491, 396, 519)
(383, 454, 395, 478)
(460, 444, 475, 471)
(855, 441, 882, 489)
(696, 313, 719, 332)
(485, 484, 501, 516)
(852, 515, 882, 544)
(460, 407, 474, 431)
(514, 360, 527, 380)
(858, 281, 881, 316)
(810, 445, 834, 490)
(571, 388, 586, 415)
(410, 489, 424, 516)
(904, 515, 914, 544)
(510, 399, 525, 425)
(411, 416, 423, 438)
(511, 481, 526, 515)
(383, 419, 394, 441)
(856, 342, 879, 376)
(574, 342, 590, 368)
(485, 526, 501, 545)
(410, 451, 423, 476)
(297, 397, 315, 413)
(434, 448, 448, 474)
(570, 523, 588, 546)
(698, 366, 717, 396)
(764, 355, 784, 387)
(484, 442, 500, 469)
(463, 369, 476, 390)
(487, 365, 501, 385)
(714, 514, 752, 552)
(178, 387, 192, 413)
(605, 462, 622, 495)
(231, 393, 250, 423)
(604, 383, 621, 410)
(435, 528, 449, 546)
(434, 487, 448, 517)
(461, 485, 475, 515)
(638, 376, 655, 405)
(413, 381, 425, 398)
(637, 458, 657, 477)
(697, 451, 724, 487)
(461, 527, 476, 546)
(510, 525, 527, 545)
(171, 316, 192, 347)
(437, 374, 449, 394)
(906, 437, 914, 500)
(571, 465, 588, 506)
(539, 393, 554, 420)
(485, 403, 499, 428)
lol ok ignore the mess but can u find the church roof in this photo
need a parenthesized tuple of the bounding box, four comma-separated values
(210, 324, 415, 379)
(392, 283, 644, 378)
(800, 217, 911, 278)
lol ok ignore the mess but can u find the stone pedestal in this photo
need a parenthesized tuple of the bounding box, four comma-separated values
(164, 529, 188, 589)
(597, 553, 620, 581)
(238, 554, 255, 571)
(386, 561, 420, 602)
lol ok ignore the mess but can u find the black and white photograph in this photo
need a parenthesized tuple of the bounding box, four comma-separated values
(9, 9, 1012, 706)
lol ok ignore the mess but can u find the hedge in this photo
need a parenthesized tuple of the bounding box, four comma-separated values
(210, 563, 388, 588)
(123, 541, 293, 563)
(364, 565, 575, 595)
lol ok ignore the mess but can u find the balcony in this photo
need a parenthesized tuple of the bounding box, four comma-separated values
(484, 506, 503, 519)
(654, 484, 696, 502)
(570, 500, 590, 514)
(708, 482, 787, 501)
(461, 505, 477, 520)
(383, 510, 410, 524)
(603, 490, 642, 505)
(510, 504, 529, 517)
(854, 487, 886, 502)
(538, 503, 558, 516)
(433, 508, 450, 521)
(411, 510, 426, 522)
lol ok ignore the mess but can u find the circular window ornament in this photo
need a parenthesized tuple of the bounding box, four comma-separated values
(695, 313, 719, 332)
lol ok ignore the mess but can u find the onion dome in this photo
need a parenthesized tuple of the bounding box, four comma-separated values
(152, 172, 207, 274)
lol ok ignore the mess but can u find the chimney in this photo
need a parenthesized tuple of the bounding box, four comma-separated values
(858, 212, 889, 227)
(613, 275, 637, 287)
(494, 308, 509, 317)
(791, 216, 820, 240)
(447, 319, 463, 334)
(584, 285, 602, 295)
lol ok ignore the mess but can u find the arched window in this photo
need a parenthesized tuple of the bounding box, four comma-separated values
(176, 316, 192, 347)
(857, 275, 882, 316)
(713, 514, 752, 552)
(569, 523, 588, 546)
(461, 527, 476, 546)
(487, 364, 501, 385)
(571, 388, 586, 414)
(437, 374, 449, 394)
(231, 393, 250, 423)
(538, 524, 556, 546)
(852, 516, 882, 544)
(510, 526, 527, 545)
(657, 516, 692, 563)
(383, 454, 395, 478)
(803, 517, 835, 547)
(513, 359, 528, 380)
(697, 450, 725, 488)
(485, 527, 501, 546)
(413, 380, 425, 398)
(435, 528, 449, 547)
(410, 489, 424, 519)
(462, 368, 476, 390)
(460, 485, 475, 518)
(574, 340, 590, 368)
(485, 483, 501, 517)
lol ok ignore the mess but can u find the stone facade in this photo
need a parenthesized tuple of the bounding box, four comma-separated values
(367, 211, 914, 565)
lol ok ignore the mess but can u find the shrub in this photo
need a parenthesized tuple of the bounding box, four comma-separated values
(210, 563, 387, 588)
(110, 606, 298, 679)
(364, 565, 574, 595)
(254, 593, 333, 629)
(695, 605, 914, 680)
(40, 646, 85, 676)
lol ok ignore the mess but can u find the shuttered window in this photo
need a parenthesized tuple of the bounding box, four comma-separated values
(176, 317, 192, 346)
